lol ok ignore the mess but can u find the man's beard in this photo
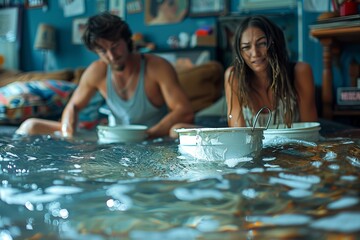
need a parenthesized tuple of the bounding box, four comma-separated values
(112, 62, 125, 72)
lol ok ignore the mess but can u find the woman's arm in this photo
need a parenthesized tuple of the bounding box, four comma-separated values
(224, 66, 246, 127)
(294, 62, 318, 122)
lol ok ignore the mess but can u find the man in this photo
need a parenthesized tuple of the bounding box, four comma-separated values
(16, 12, 193, 138)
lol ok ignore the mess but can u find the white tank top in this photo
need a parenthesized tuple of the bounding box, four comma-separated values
(242, 100, 299, 127)
(105, 55, 167, 127)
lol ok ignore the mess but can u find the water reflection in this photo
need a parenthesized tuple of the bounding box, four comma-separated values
(0, 133, 360, 239)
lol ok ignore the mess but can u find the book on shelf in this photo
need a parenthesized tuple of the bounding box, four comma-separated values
(337, 87, 360, 106)
(309, 14, 360, 30)
(316, 14, 360, 24)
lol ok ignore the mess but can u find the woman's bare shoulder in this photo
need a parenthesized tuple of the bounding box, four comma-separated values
(225, 66, 234, 74)
(293, 61, 315, 94)
(294, 61, 312, 73)
(294, 62, 314, 81)
(225, 66, 234, 80)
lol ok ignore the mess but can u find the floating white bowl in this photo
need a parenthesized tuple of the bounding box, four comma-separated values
(264, 122, 321, 142)
(97, 125, 148, 143)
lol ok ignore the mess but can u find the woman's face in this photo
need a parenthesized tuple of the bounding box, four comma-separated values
(240, 26, 269, 73)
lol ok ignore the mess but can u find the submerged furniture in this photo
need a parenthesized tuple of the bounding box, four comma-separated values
(310, 16, 360, 123)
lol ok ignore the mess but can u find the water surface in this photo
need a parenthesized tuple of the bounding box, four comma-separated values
(0, 132, 360, 240)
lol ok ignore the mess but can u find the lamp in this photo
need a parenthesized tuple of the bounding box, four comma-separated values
(34, 23, 55, 71)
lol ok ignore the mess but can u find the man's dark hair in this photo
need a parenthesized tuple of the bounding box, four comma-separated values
(82, 12, 133, 52)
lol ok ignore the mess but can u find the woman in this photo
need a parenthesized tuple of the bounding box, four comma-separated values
(225, 15, 318, 127)
(169, 15, 318, 138)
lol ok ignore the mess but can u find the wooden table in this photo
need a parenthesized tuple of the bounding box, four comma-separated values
(310, 21, 360, 120)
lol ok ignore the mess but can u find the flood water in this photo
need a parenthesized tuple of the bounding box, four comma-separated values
(0, 131, 360, 240)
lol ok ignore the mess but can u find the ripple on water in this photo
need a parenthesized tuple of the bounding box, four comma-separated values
(246, 214, 312, 226)
(311, 212, 360, 232)
(287, 189, 313, 198)
(341, 175, 358, 181)
(346, 156, 360, 168)
(130, 227, 201, 240)
(44, 186, 83, 195)
(173, 187, 223, 201)
(327, 197, 359, 210)
(269, 177, 312, 190)
(1, 188, 60, 205)
(1, 131, 360, 238)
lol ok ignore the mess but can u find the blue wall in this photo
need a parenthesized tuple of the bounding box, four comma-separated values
(18, 0, 324, 86)
(20, 0, 218, 71)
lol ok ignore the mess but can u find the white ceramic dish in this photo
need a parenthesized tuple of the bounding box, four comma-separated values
(97, 125, 148, 143)
(264, 122, 321, 142)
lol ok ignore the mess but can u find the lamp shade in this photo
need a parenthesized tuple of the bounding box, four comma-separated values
(34, 23, 56, 50)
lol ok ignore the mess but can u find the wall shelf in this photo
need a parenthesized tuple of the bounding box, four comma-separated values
(310, 19, 360, 125)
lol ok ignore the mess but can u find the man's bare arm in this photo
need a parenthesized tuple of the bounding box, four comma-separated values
(146, 56, 194, 138)
(61, 61, 107, 136)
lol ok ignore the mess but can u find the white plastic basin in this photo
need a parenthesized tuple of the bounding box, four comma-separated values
(97, 125, 148, 143)
(264, 122, 321, 142)
(176, 127, 265, 161)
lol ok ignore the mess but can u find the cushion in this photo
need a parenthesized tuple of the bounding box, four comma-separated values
(0, 69, 74, 88)
(0, 80, 76, 124)
(72, 67, 86, 84)
(0, 80, 106, 129)
(177, 61, 224, 112)
(77, 92, 106, 129)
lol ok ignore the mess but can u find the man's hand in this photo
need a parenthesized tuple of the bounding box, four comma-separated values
(61, 122, 73, 138)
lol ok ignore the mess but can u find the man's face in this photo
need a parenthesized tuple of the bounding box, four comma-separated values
(95, 38, 129, 71)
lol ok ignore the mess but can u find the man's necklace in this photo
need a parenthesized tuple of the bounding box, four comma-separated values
(116, 70, 136, 96)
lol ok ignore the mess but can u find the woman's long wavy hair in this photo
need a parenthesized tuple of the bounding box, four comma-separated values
(229, 15, 297, 126)
(82, 12, 133, 53)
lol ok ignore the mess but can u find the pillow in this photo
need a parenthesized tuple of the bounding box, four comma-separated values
(0, 69, 74, 88)
(0, 80, 76, 124)
(177, 61, 224, 112)
(0, 80, 106, 129)
(72, 67, 86, 84)
(77, 92, 106, 129)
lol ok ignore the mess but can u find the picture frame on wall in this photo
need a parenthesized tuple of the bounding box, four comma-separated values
(126, 0, 142, 14)
(25, 0, 47, 9)
(145, 0, 188, 25)
(72, 18, 88, 45)
(109, 0, 126, 18)
(189, 0, 228, 17)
